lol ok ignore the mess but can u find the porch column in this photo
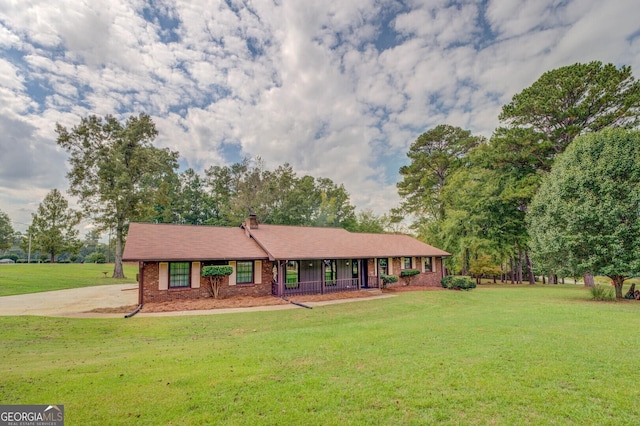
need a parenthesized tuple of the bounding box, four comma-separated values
(321, 260, 325, 295)
(278, 260, 284, 297)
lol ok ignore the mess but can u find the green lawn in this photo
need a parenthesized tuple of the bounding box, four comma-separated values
(0, 263, 138, 296)
(1, 285, 640, 424)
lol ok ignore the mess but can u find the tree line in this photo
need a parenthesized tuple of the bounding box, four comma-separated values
(396, 61, 640, 292)
(1, 117, 393, 275)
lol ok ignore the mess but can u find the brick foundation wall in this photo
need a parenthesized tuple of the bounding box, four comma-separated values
(392, 257, 444, 288)
(365, 257, 445, 287)
(141, 260, 274, 303)
(217, 260, 274, 298)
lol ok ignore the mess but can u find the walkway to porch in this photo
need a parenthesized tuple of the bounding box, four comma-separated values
(273, 276, 381, 297)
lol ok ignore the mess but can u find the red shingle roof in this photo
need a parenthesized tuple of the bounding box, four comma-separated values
(122, 223, 268, 261)
(123, 222, 450, 262)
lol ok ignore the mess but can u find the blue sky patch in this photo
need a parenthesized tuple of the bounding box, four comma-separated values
(141, 2, 181, 44)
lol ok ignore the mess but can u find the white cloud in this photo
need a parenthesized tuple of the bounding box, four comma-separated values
(0, 0, 638, 229)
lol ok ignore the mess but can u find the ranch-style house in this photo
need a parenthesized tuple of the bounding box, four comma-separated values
(122, 215, 450, 304)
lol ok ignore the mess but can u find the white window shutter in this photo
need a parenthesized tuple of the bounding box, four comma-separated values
(388, 258, 393, 275)
(191, 262, 201, 288)
(159, 262, 168, 290)
(229, 261, 237, 286)
(254, 260, 262, 284)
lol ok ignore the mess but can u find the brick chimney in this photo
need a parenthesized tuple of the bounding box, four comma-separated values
(248, 213, 259, 229)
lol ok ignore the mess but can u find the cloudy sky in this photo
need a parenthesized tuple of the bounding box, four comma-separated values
(1, 0, 639, 233)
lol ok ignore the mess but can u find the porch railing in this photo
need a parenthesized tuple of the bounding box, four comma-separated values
(282, 278, 360, 297)
(273, 276, 381, 296)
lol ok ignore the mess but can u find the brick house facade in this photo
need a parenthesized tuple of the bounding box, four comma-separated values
(123, 216, 450, 304)
(140, 260, 276, 303)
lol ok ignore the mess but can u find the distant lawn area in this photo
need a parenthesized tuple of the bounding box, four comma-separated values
(1, 285, 640, 424)
(0, 263, 138, 296)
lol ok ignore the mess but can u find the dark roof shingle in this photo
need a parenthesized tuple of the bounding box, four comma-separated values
(247, 224, 450, 260)
(122, 223, 268, 261)
(123, 222, 450, 262)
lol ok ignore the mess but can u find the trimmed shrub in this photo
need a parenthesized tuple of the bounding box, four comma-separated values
(202, 265, 234, 299)
(590, 284, 614, 301)
(400, 269, 420, 277)
(441, 275, 476, 290)
(400, 268, 421, 285)
(381, 274, 399, 288)
(201, 265, 234, 277)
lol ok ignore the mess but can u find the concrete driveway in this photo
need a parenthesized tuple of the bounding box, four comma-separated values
(0, 285, 395, 318)
(0, 284, 138, 317)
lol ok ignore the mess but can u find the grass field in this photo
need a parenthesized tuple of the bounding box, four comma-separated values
(0, 263, 138, 296)
(1, 285, 640, 424)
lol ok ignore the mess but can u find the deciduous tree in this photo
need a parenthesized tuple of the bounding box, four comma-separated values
(0, 209, 14, 252)
(476, 62, 640, 282)
(204, 158, 358, 229)
(527, 129, 640, 299)
(28, 189, 81, 263)
(56, 114, 178, 278)
(313, 178, 356, 228)
(350, 209, 387, 233)
(174, 168, 216, 225)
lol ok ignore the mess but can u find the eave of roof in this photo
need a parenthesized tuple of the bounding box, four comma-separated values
(123, 222, 450, 263)
(243, 224, 450, 260)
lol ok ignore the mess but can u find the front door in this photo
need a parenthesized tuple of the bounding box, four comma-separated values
(361, 259, 369, 288)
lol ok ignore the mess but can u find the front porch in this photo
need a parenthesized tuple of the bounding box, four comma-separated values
(271, 258, 382, 297)
(272, 276, 381, 297)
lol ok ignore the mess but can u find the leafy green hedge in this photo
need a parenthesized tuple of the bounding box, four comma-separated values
(201, 265, 234, 299)
(201, 265, 233, 277)
(441, 275, 476, 290)
(86, 252, 106, 264)
(400, 269, 420, 277)
(381, 274, 399, 288)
